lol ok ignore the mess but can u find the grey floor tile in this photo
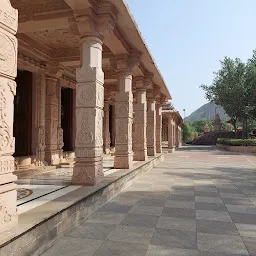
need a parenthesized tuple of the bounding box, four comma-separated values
(136, 198, 166, 207)
(87, 211, 126, 225)
(235, 223, 256, 237)
(229, 212, 256, 224)
(168, 195, 195, 202)
(120, 214, 160, 228)
(225, 204, 256, 215)
(66, 222, 116, 240)
(198, 251, 248, 256)
(197, 233, 249, 255)
(162, 207, 196, 219)
(99, 202, 133, 213)
(151, 228, 197, 250)
(165, 200, 195, 209)
(157, 216, 196, 232)
(194, 191, 219, 197)
(219, 192, 247, 199)
(93, 240, 148, 256)
(129, 205, 163, 216)
(196, 210, 232, 222)
(195, 196, 223, 204)
(42, 237, 103, 256)
(108, 225, 154, 244)
(195, 187, 218, 193)
(195, 202, 227, 211)
(196, 219, 239, 235)
(242, 236, 256, 256)
(146, 245, 198, 256)
(169, 190, 195, 196)
(222, 197, 254, 205)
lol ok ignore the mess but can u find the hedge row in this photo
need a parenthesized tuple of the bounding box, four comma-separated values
(217, 138, 256, 146)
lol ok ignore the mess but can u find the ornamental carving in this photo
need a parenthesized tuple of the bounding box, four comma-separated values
(0, 192, 17, 226)
(116, 120, 128, 143)
(95, 111, 103, 147)
(0, 0, 18, 32)
(96, 85, 104, 109)
(116, 104, 129, 117)
(0, 157, 14, 174)
(73, 167, 92, 182)
(0, 32, 17, 77)
(77, 111, 94, 145)
(77, 84, 95, 106)
(76, 66, 104, 84)
(0, 80, 14, 152)
(57, 127, 64, 150)
(36, 126, 46, 166)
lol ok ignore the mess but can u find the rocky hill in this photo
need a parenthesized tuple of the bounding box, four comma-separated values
(185, 102, 229, 122)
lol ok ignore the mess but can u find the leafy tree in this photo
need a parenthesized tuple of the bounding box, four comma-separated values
(200, 57, 248, 132)
(182, 123, 197, 142)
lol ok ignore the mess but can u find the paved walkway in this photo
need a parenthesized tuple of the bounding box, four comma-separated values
(42, 146, 256, 256)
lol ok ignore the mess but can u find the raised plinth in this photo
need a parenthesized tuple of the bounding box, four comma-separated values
(0, 154, 164, 256)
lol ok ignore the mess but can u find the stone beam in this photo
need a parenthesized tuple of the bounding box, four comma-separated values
(18, 10, 73, 33)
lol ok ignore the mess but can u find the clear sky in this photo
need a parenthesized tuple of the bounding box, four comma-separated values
(125, 0, 256, 117)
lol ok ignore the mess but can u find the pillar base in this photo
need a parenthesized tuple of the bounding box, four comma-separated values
(156, 145, 162, 154)
(45, 150, 60, 165)
(134, 150, 148, 161)
(114, 154, 133, 169)
(147, 147, 156, 156)
(72, 160, 104, 186)
(0, 190, 18, 234)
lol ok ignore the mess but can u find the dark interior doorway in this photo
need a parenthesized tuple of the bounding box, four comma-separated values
(14, 70, 33, 157)
(61, 88, 73, 152)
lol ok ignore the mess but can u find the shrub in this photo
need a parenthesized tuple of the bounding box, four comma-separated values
(217, 138, 256, 146)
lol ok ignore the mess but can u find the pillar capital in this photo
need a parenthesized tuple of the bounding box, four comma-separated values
(110, 52, 141, 75)
(46, 63, 64, 79)
(71, 3, 117, 39)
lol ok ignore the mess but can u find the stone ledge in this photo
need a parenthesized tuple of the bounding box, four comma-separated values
(217, 143, 256, 153)
(0, 154, 164, 256)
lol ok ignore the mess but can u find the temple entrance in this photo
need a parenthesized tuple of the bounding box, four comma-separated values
(14, 70, 33, 157)
(61, 88, 74, 152)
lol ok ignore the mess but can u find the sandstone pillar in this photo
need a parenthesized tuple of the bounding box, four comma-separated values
(168, 117, 174, 148)
(72, 35, 104, 185)
(133, 77, 147, 161)
(155, 103, 162, 153)
(147, 90, 156, 156)
(45, 76, 60, 165)
(35, 73, 46, 166)
(0, 0, 18, 233)
(103, 100, 111, 154)
(113, 54, 140, 169)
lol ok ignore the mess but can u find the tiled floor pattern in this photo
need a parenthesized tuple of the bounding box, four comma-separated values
(42, 146, 256, 256)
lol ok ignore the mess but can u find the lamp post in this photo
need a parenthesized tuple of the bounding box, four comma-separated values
(183, 109, 186, 120)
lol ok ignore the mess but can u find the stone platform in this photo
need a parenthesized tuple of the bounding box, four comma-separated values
(15, 156, 115, 186)
(0, 154, 164, 256)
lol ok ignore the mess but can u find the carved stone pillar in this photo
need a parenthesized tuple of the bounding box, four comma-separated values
(147, 90, 156, 156)
(35, 73, 46, 166)
(133, 77, 147, 161)
(168, 117, 174, 148)
(112, 54, 140, 169)
(45, 77, 60, 165)
(103, 100, 111, 154)
(155, 103, 162, 153)
(72, 35, 104, 185)
(57, 83, 64, 162)
(0, 1, 18, 234)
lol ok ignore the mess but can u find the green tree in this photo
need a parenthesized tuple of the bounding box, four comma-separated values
(200, 57, 247, 132)
(182, 123, 197, 143)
